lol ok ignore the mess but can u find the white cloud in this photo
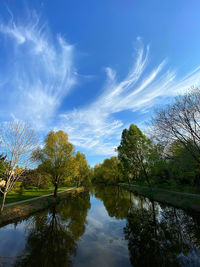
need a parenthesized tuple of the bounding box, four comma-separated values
(58, 41, 200, 156)
(0, 12, 76, 130)
(1, 11, 200, 158)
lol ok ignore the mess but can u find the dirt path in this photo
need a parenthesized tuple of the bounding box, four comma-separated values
(120, 184, 200, 198)
(4, 187, 76, 208)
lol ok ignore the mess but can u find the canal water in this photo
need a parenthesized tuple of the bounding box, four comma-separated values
(0, 185, 200, 267)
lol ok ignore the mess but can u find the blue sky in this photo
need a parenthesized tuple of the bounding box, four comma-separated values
(0, 0, 200, 166)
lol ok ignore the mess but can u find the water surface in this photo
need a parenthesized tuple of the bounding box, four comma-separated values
(0, 185, 200, 267)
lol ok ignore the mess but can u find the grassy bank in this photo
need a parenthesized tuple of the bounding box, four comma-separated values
(0, 186, 72, 205)
(119, 183, 200, 213)
(0, 187, 84, 226)
(130, 181, 200, 195)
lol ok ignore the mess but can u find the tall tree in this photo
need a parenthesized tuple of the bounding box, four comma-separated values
(0, 120, 37, 212)
(34, 130, 74, 197)
(117, 124, 152, 186)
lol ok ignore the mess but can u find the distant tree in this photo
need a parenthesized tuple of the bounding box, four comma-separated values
(117, 124, 152, 186)
(93, 157, 123, 184)
(0, 120, 38, 212)
(21, 169, 51, 189)
(33, 130, 74, 197)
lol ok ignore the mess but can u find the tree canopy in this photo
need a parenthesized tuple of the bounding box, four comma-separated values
(34, 130, 74, 197)
(117, 124, 152, 186)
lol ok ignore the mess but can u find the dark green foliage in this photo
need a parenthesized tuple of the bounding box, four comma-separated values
(166, 140, 200, 186)
(117, 124, 153, 186)
(92, 124, 200, 190)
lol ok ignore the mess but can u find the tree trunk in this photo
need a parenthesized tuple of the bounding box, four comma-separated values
(0, 192, 7, 212)
(142, 163, 152, 191)
(151, 200, 157, 239)
(54, 183, 58, 198)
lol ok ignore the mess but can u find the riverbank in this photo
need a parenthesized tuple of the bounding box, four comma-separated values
(0, 187, 84, 226)
(1, 186, 72, 205)
(119, 183, 200, 213)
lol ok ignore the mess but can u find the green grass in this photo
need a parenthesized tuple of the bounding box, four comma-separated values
(151, 183, 200, 194)
(131, 181, 200, 194)
(0, 186, 72, 205)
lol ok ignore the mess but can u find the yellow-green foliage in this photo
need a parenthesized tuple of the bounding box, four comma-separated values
(93, 156, 123, 184)
(64, 151, 91, 186)
(34, 130, 74, 195)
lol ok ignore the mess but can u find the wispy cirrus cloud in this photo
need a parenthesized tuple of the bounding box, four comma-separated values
(58, 40, 200, 156)
(0, 11, 76, 130)
(1, 11, 200, 158)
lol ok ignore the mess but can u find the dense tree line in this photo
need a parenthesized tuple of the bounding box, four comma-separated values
(92, 89, 200, 189)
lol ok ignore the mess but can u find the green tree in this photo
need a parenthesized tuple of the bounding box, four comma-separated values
(93, 157, 122, 184)
(63, 152, 91, 187)
(117, 124, 152, 186)
(147, 143, 170, 185)
(34, 130, 74, 197)
(74, 152, 91, 187)
(166, 140, 200, 186)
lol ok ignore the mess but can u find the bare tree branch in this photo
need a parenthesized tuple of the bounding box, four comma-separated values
(0, 120, 38, 212)
(151, 88, 200, 164)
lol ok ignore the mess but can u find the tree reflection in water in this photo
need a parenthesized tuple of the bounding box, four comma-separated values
(93, 184, 200, 267)
(14, 192, 91, 267)
(2, 185, 199, 267)
(124, 201, 200, 267)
